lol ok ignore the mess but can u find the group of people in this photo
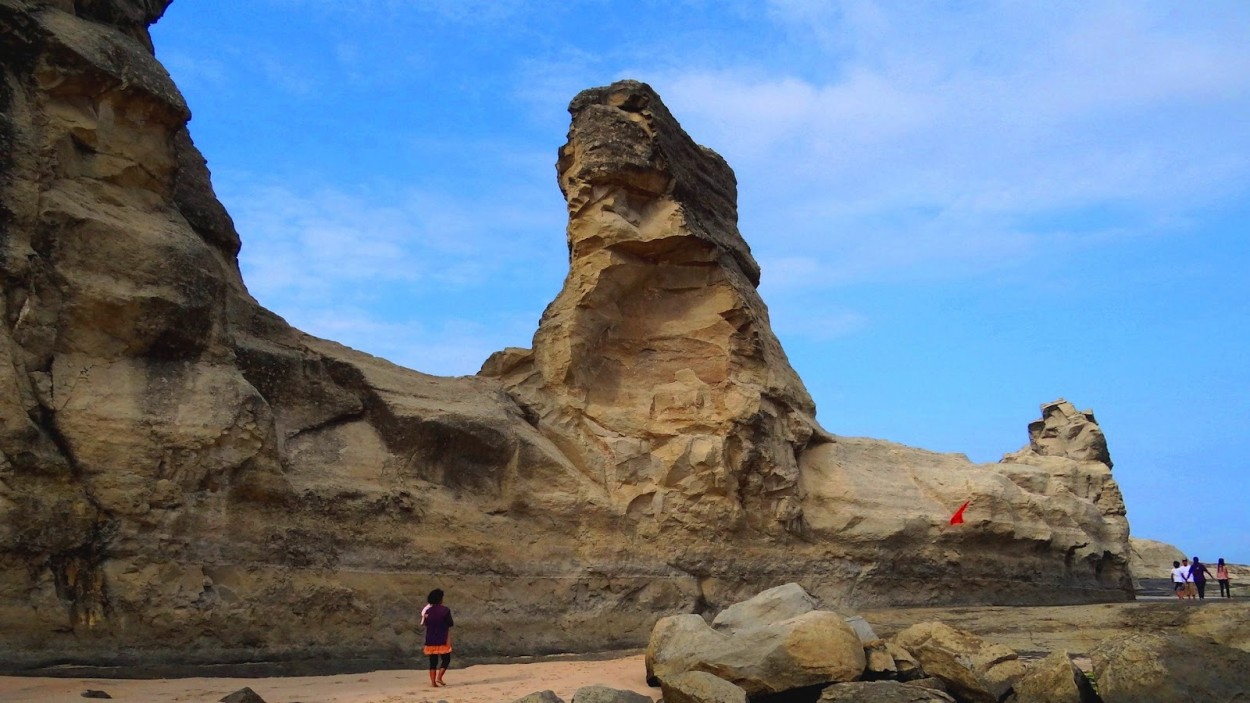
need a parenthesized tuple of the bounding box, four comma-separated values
(1170, 556, 1233, 599)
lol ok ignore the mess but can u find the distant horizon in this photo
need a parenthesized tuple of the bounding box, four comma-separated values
(152, 1, 1250, 564)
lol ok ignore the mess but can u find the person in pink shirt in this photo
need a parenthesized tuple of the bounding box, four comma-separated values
(1216, 558, 1232, 598)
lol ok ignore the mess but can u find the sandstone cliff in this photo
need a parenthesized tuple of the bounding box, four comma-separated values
(0, 1, 1131, 672)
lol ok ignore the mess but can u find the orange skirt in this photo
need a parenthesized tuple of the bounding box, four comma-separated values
(423, 636, 452, 656)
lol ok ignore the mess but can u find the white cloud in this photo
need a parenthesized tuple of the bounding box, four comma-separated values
(647, 2, 1250, 287)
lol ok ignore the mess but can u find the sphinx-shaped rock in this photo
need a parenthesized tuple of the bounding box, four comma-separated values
(482, 80, 826, 535)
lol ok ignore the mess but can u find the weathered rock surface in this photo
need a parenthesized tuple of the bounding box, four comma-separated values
(0, 0, 1132, 672)
(659, 671, 748, 703)
(864, 600, 1250, 658)
(711, 582, 817, 631)
(646, 612, 866, 696)
(863, 640, 898, 679)
(570, 686, 652, 703)
(818, 681, 956, 703)
(798, 399, 1130, 609)
(512, 692, 565, 703)
(481, 80, 826, 538)
(890, 622, 1028, 703)
(219, 688, 267, 703)
(1091, 632, 1250, 703)
(1007, 651, 1098, 703)
(646, 585, 866, 696)
(1127, 537, 1186, 581)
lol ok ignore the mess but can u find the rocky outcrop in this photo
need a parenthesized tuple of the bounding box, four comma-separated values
(1127, 537, 1187, 581)
(481, 81, 824, 536)
(1, 0, 1133, 672)
(1091, 632, 1250, 703)
(798, 398, 1131, 608)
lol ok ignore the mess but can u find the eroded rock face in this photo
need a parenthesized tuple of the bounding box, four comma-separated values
(798, 398, 1132, 608)
(1128, 537, 1187, 581)
(482, 80, 825, 536)
(0, 0, 1134, 671)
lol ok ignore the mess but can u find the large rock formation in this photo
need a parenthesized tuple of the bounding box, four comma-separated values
(799, 398, 1130, 606)
(0, 0, 1132, 672)
(480, 82, 823, 535)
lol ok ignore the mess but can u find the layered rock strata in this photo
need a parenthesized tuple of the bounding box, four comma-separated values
(1, 0, 1131, 671)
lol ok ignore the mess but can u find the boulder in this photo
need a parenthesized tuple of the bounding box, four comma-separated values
(647, 586, 866, 697)
(1091, 632, 1250, 703)
(512, 692, 565, 703)
(863, 640, 898, 679)
(219, 688, 266, 703)
(660, 671, 748, 703)
(1008, 651, 1098, 703)
(886, 642, 925, 681)
(711, 582, 816, 631)
(817, 681, 955, 702)
(891, 622, 1027, 703)
(909, 678, 949, 694)
(570, 686, 652, 703)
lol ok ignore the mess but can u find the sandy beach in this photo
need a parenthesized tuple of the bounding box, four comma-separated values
(0, 654, 655, 703)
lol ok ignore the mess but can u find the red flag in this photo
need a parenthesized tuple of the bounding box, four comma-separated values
(949, 500, 970, 525)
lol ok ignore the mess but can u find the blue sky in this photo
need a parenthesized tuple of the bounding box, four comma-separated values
(152, 1, 1250, 565)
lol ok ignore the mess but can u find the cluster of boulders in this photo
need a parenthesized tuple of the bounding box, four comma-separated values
(608, 583, 1250, 703)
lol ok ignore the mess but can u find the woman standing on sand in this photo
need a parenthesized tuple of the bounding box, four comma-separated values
(1216, 558, 1232, 598)
(423, 588, 454, 687)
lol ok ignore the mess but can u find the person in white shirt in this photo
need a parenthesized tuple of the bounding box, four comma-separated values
(1180, 558, 1197, 599)
(1170, 560, 1189, 600)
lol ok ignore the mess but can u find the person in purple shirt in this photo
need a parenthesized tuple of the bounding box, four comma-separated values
(1189, 557, 1215, 600)
(422, 588, 454, 687)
